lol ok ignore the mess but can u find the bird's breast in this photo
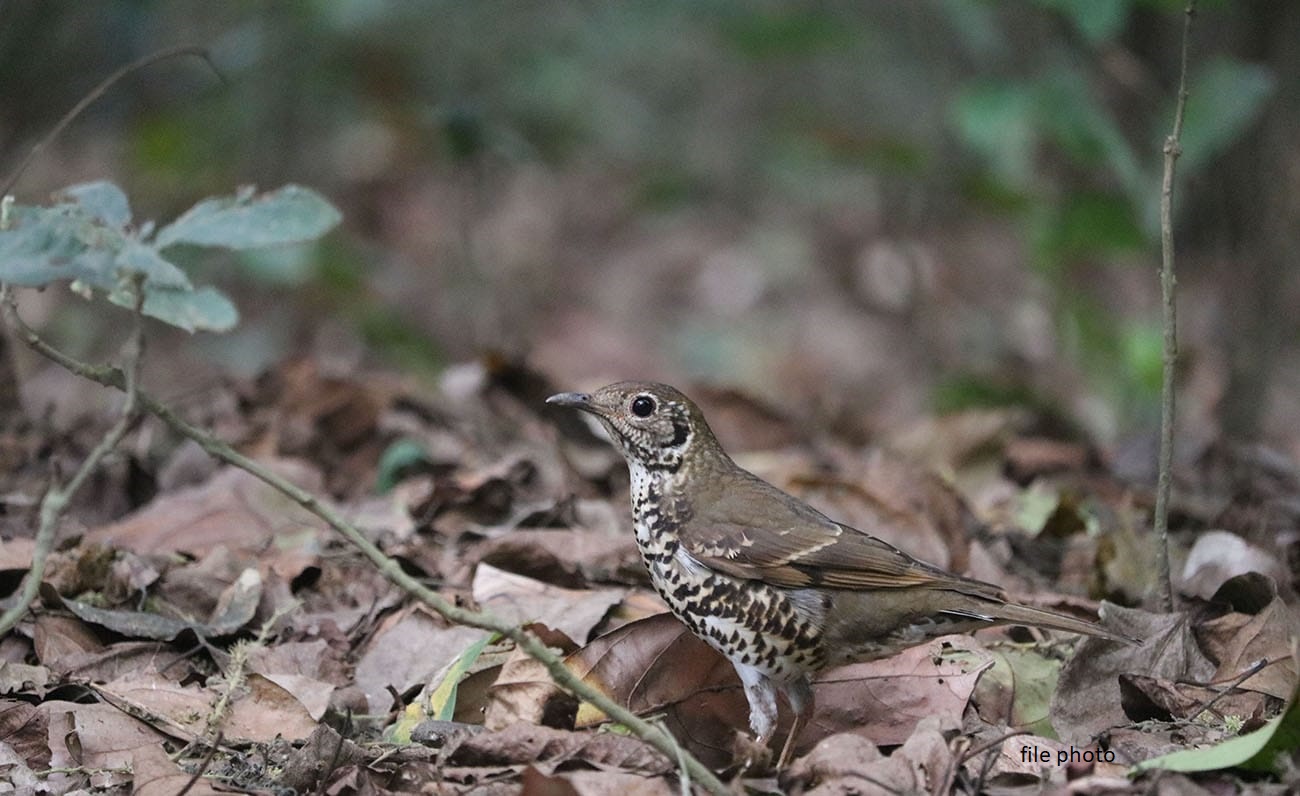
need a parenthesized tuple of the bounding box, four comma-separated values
(627, 480, 827, 682)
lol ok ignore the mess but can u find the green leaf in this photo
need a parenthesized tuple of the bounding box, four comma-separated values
(0, 206, 117, 289)
(1038, 191, 1146, 261)
(375, 438, 433, 494)
(1121, 323, 1164, 396)
(426, 634, 495, 721)
(111, 284, 239, 333)
(975, 647, 1062, 739)
(1134, 692, 1300, 775)
(155, 185, 342, 250)
(1179, 58, 1275, 172)
(115, 240, 192, 290)
(951, 81, 1038, 189)
(58, 181, 132, 228)
(0, 212, 104, 286)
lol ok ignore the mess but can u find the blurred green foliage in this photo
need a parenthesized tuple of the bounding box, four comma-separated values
(0, 0, 1286, 434)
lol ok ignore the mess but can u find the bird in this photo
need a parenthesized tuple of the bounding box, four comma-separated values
(546, 381, 1134, 768)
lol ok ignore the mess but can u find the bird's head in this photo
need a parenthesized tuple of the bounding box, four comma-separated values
(546, 381, 720, 474)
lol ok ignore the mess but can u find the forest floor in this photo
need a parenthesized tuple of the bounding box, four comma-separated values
(2, 354, 1298, 794)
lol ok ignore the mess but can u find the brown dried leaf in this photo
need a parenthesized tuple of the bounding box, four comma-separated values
(352, 605, 490, 713)
(0, 661, 48, 696)
(1197, 597, 1300, 700)
(568, 613, 989, 766)
(472, 562, 625, 644)
(784, 716, 956, 794)
(520, 767, 677, 796)
(32, 613, 103, 665)
(131, 742, 225, 796)
(447, 724, 672, 775)
(1052, 604, 1214, 744)
(0, 538, 34, 573)
(484, 651, 575, 731)
(49, 641, 177, 683)
(56, 568, 261, 640)
(473, 526, 641, 588)
(84, 462, 327, 557)
(93, 671, 318, 744)
(41, 700, 167, 770)
(276, 723, 369, 794)
(0, 699, 50, 770)
(1118, 673, 1269, 723)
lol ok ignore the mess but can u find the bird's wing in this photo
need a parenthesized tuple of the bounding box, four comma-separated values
(681, 470, 1001, 595)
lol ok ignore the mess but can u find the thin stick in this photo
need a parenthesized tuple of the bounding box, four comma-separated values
(0, 307, 732, 796)
(1187, 657, 1269, 721)
(1153, 0, 1196, 613)
(0, 45, 222, 198)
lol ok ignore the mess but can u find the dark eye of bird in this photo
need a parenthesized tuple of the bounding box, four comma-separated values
(631, 395, 656, 418)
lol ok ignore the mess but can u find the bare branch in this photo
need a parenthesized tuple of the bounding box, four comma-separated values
(1153, 1, 1197, 613)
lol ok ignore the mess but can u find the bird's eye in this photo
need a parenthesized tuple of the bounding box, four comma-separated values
(630, 395, 656, 418)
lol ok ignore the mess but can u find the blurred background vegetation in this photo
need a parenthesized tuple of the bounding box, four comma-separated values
(2, 0, 1297, 467)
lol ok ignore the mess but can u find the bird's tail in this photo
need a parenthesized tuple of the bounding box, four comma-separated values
(983, 600, 1138, 645)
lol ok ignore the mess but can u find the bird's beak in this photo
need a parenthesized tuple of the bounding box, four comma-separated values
(546, 392, 596, 412)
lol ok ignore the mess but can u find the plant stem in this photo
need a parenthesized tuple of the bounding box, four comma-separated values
(1154, 1, 1196, 613)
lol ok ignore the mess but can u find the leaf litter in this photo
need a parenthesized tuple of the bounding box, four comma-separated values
(1, 355, 1298, 793)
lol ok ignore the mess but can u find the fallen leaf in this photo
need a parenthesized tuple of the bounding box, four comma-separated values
(1118, 673, 1269, 724)
(972, 646, 1064, 738)
(55, 567, 261, 640)
(1052, 604, 1214, 744)
(131, 742, 225, 796)
(567, 613, 990, 766)
(32, 613, 103, 665)
(275, 723, 369, 794)
(1180, 531, 1291, 601)
(472, 526, 641, 588)
(84, 462, 327, 557)
(472, 562, 625, 644)
(352, 605, 489, 714)
(0, 661, 48, 696)
(0, 699, 50, 770)
(1197, 596, 1300, 700)
(447, 723, 672, 775)
(784, 716, 956, 794)
(93, 671, 318, 744)
(41, 700, 166, 769)
(1135, 682, 1300, 775)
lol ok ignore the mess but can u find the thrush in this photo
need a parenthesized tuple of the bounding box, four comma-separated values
(547, 381, 1133, 767)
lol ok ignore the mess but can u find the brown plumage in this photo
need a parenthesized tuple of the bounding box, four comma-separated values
(548, 381, 1134, 767)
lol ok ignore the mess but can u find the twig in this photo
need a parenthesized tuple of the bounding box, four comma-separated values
(0, 45, 222, 198)
(175, 731, 222, 796)
(1153, 0, 1196, 614)
(959, 729, 1031, 766)
(0, 278, 145, 636)
(0, 307, 732, 796)
(1188, 657, 1270, 721)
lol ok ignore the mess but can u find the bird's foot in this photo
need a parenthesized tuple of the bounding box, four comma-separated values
(731, 732, 774, 775)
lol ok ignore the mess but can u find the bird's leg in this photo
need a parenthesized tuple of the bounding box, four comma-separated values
(776, 676, 814, 769)
(735, 663, 779, 741)
(731, 662, 780, 771)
